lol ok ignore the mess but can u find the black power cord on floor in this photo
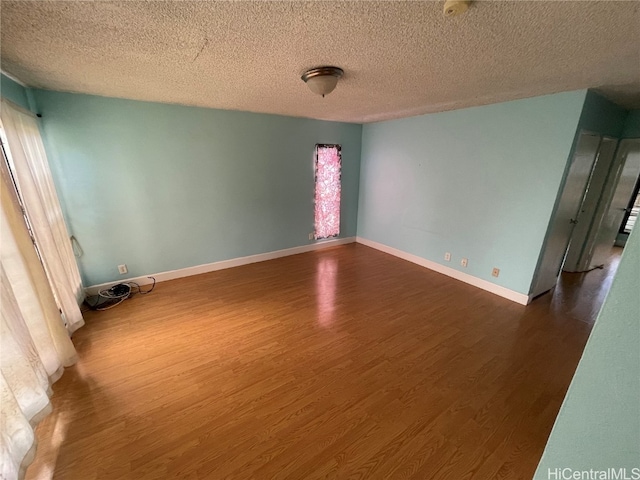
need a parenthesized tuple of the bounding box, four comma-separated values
(84, 277, 156, 311)
(565, 264, 605, 275)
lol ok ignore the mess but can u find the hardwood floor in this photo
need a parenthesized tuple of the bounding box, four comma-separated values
(25, 244, 620, 480)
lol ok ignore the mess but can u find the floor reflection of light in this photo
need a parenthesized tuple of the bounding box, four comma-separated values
(50, 411, 67, 450)
(47, 411, 67, 478)
(315, 257, 337, 327)
(38, 464, 55, 480)
(29, 410, 66, 480)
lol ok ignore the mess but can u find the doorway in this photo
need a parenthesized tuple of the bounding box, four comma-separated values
(530, 132, 601, 298)
(582, 139, 640, 267)
(530, 135, 640, 299)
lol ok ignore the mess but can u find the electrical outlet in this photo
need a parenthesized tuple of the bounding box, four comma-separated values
(460, 258, 468, 268)
(118, 264, 128, 275)
(309, 232, 314, 240)
(444, 252, 451, 261)
(492, 267, 500, 277)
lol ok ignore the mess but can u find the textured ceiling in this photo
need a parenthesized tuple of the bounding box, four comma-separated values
(1, 1, 639, 123)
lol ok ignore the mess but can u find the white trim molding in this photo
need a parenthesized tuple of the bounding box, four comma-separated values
(355, 237, 531, 305)
(85, 237, 356, 295)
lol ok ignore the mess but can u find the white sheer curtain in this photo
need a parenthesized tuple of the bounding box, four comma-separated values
(1, 158, 77, 480)
(1, 99, 84, 333)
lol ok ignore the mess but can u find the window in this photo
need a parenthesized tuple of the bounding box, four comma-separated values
(622, 189, 640, 234)
(314, 144, 341, 239)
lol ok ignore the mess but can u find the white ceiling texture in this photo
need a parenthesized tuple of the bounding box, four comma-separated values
(1, 1, 639, 123)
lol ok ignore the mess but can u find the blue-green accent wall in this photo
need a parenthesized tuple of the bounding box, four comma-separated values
(534, 221, 640, 477)
(356, 91, 587, 295)
(577, 90, 628, 137)
(622, 110, 640, 138)
(34, 90, 362, 286)
(1, 74, 30, 110)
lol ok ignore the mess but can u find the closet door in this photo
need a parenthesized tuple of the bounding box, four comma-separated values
(563, 137, 618, 272)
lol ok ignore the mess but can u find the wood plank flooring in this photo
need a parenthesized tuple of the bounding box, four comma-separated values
(25, 244, 620, 480)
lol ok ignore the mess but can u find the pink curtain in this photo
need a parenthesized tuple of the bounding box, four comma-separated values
(314, 145, 341, 239)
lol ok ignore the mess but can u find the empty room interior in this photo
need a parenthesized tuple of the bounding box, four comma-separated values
(1, 1, 639, 479)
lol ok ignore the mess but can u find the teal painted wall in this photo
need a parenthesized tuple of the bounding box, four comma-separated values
(577, 90, 628, 137)
(622, 110, 640, 138)
(1, 74, 29, 110)
(34, 90, 362, 286)
(534, 223, 640, 477)
(357, 91, 587, 295)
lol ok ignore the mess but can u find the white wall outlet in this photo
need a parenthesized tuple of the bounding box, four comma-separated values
(492, 267, 500, 277)
(460, 258, 468, 268)
(444, 252, 451, 261)
(309, 232, 314, 240)
(118, 264, 128, 275)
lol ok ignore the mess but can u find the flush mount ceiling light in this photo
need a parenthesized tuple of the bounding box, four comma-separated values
(301, 66, 344, 98)
(443, 0, 471, 16)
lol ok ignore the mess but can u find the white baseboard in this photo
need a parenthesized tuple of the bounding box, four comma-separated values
(86, 235, 530, 305)
(85, 237, 356, 295)
(355, 237, 530, 305)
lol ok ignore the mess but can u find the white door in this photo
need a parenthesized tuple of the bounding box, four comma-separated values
(563, 137, 618, 272)
(530, 132, 601, 298)
(586, 139, 640, 268)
